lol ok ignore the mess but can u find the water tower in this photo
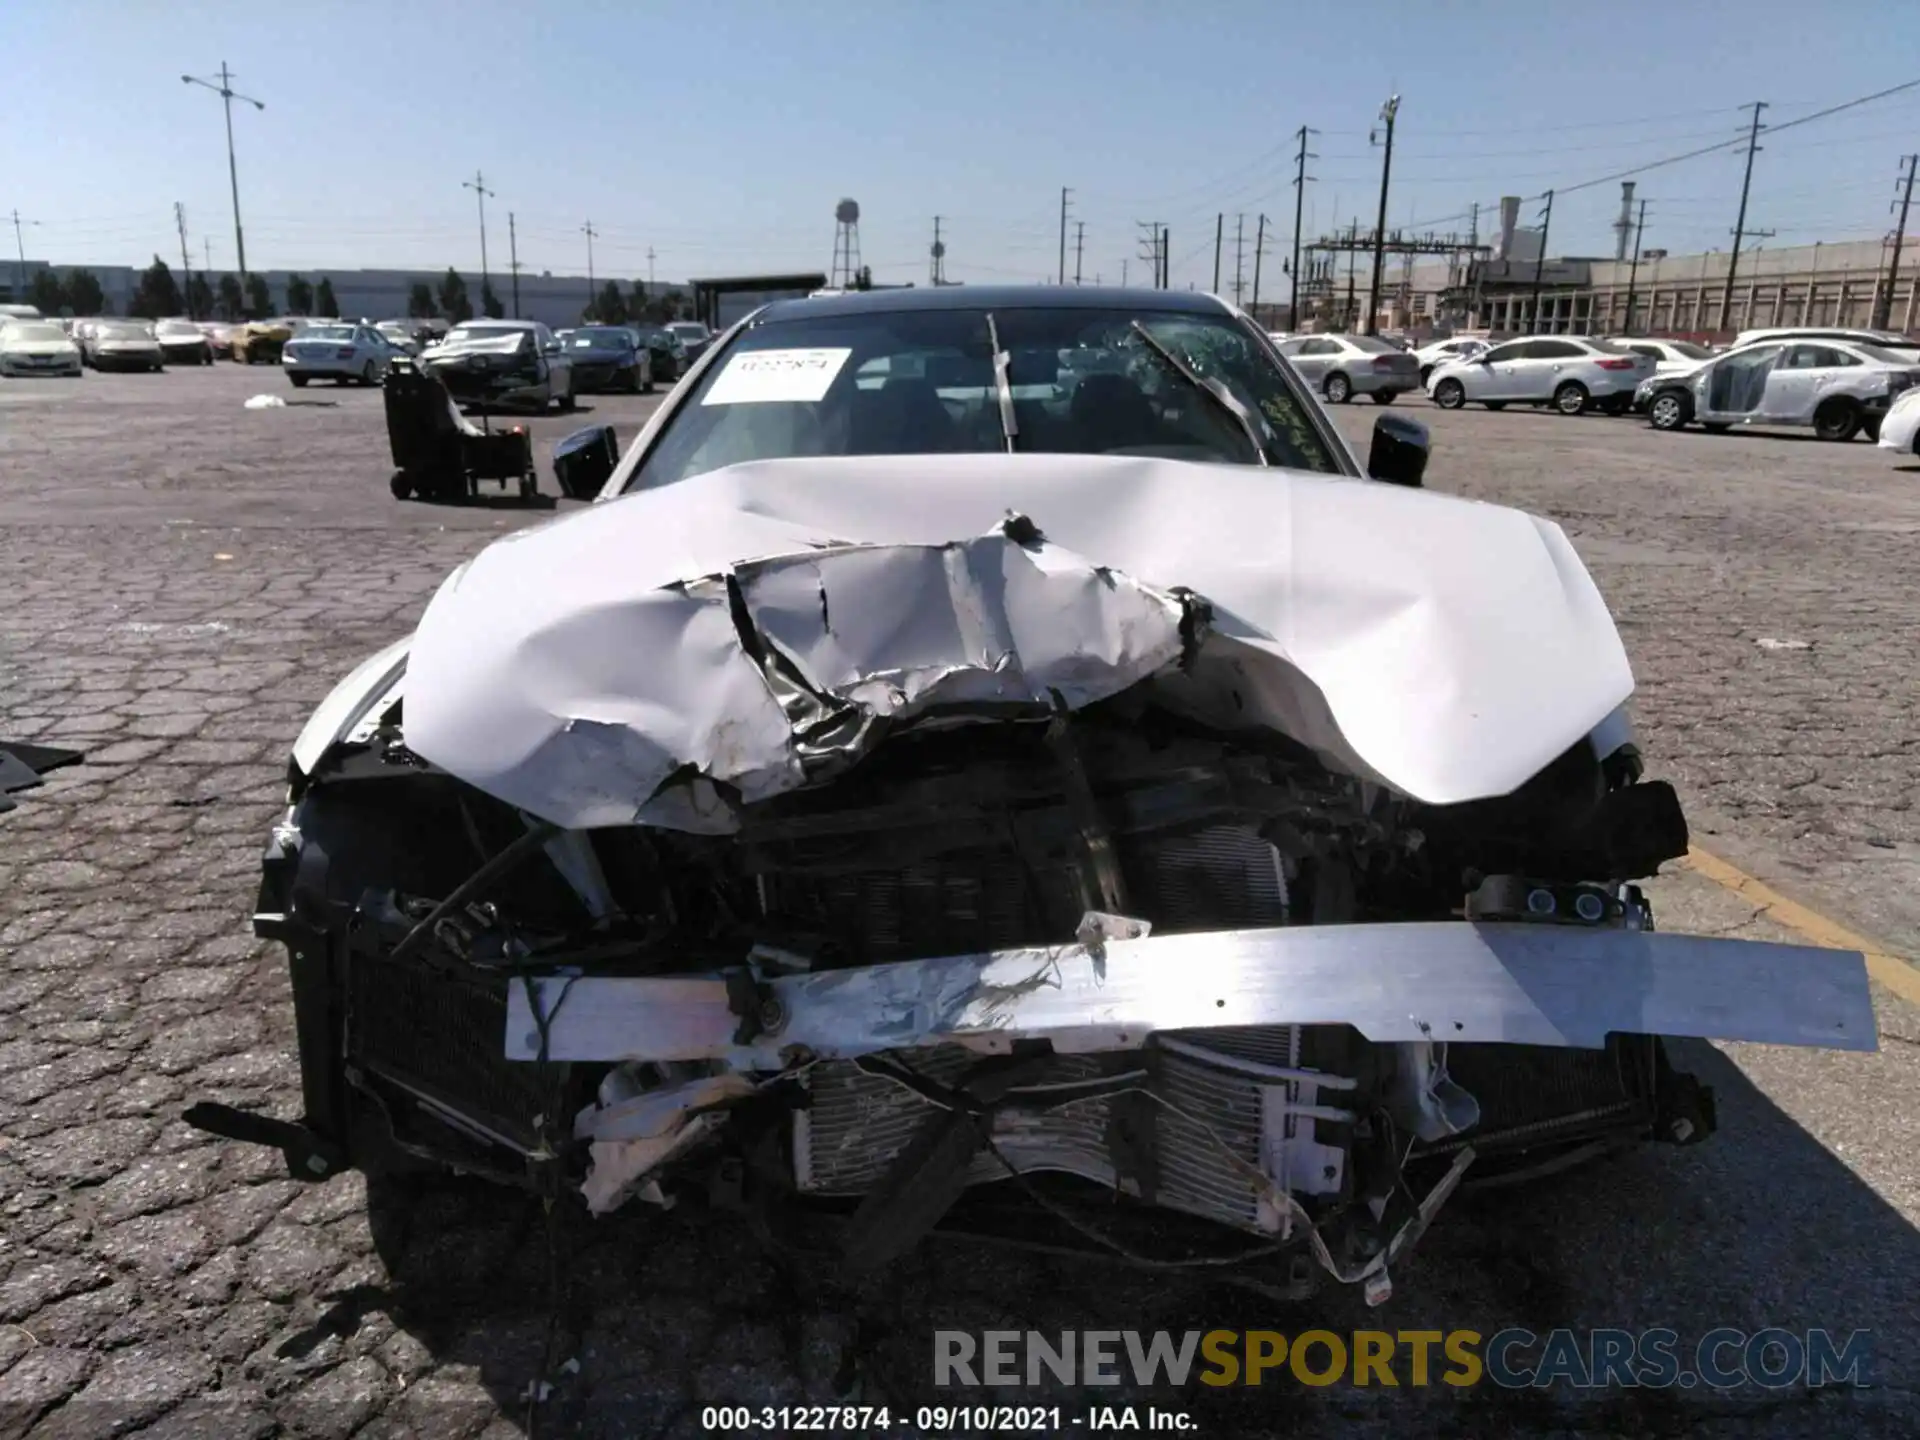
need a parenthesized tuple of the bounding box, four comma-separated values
(831, 198, 862, 289)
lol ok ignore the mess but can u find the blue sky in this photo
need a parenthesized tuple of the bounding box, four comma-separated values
(6, 0, 1920, 291)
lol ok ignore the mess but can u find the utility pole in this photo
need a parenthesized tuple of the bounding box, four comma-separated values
(931, 216, 946, 285)
(1121, 258, 1129, 287)
(1160, 226, 1170, 288)
(1058, 187, 1073, 286)
(1074, 220, 1084, 285)
(203, 237, 212, 274)
(463, 171, 494, 301)
(1252, 214, 1267, 314)
(1528, 189, 1555, 333)
(1239, 215, 1251, 305)
(8, 210, 39, 302)
(581, 219, 599, 315)
(1213, 213, 1224, 292)
(1722, 101, 1769, 332)
(508, 212, 521, 317)
(1875, 154, 1917, 330)
(1365, 95, 1399, 335)
(1623, 198, 1649, 335)
(175, 203, 193, 317)
(647, 247, 656, 289)
(1290, 125, 1317, 330)
(1345, 221, 1358, 330)
(181, 63, 265, 280)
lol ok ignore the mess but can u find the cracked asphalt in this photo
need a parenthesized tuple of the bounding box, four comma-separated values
(1, 362, 1917, 1438)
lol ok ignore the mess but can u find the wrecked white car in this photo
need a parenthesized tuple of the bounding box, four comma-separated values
(194, 288, 1877, 1302)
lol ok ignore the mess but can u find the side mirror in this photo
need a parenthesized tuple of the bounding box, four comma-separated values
(1368, 413, 1430, 488)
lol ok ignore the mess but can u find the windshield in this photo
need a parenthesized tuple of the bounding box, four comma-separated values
(1347, 336, 1399, 354)
(302, 325, 356, 342)
(445, 325, 525, 345)
(99, 322, 153, 340)
(6, 323, 69, 343)
(627, 304, 1340, 492)
(156, 320, 200, 337)
(1666, 341, 1712, 360)
(570, 328, 633, 349)
(1587, 339, 1633, 354)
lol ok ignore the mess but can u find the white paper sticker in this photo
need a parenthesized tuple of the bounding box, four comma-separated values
(700, 348, 852, 406)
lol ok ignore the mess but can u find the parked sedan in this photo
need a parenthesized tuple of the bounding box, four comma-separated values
(1640, 338, 1919, 441)
(1272, 333, 1420, 404)
(1606, 337, 1713, 378)
(1413, 335, 1489, 386)
(1427, 336, 1654, 415)
(282, 322, 393, 388)
(0, 320, 84, 376)
(198, 322, 238, 359)
(667, 320, 713, 363)
(1877, 385, 1920, 459)
(632, 324, 688, 383)
(155, 318, 215, 366)
(419, 319, 576, 412)
(84, 319, 167, 372)
(565, 325, 653, 394)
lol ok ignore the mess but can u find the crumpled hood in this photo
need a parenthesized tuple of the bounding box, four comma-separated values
(401, 454, 1634, 830)
(423, 335, 526, 362)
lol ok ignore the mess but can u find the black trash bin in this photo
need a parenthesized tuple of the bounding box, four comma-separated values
(551, 425, 619, 500)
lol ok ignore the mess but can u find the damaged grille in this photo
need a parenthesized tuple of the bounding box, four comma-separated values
(795, 1028, 1346, 1237)
(347, 959, 558, 1153)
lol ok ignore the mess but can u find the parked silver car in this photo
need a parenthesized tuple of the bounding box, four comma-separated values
(419, 319, 576, 413)
(1427, 336, 1655, 416)
(1272, 333, 1420, 404)
(1639, 338, 1920, 440)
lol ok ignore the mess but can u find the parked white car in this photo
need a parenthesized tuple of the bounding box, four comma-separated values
(1876, 385, 1920, 459)
(1639, 338, 1919, 440)
(283, 322, 393, 388)
(1730, 326, 1920, 361)
(1427, 336, 1655, 415)
(1606, 337, 1714, 378)
(0, 319, 84, 377)
(1413, 336, 1490, 386)
(1272, 333, 1422, 404)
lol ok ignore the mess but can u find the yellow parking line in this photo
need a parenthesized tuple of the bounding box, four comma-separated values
(1683, 845, 1920, 1008)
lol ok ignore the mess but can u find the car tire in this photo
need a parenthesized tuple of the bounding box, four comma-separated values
(1862, 416, 1881, 444)
(1324, 372, 1352, 404)
(390, 471, 414, 500)
(290, 374, 309, 388)
(559, 379, 577, 413)
(1812, 398, 1860, 442)
(1553, 381, 1590, 416)
(1431, 378, 1466, 410)
(361, 361, 378, 387)
(1647, 392, 1691, 431)
(1372, 390, 1397, 405)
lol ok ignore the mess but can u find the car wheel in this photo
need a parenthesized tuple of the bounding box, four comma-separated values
(1812, 398, 1860, 442)
(290, 374, 309, 388)
(361, 361, 378, 387)
(390, 471, 414, 500)
(1431, 378, 1466, 410)
(559, 379, 577, 413)
(1553, 381, 1590, 416)
(1372, 390, 1397, 405)
(1648, 392, 1690, 431)
(1324, 372, 1352, 404)
(1862, 416, 1881, 444)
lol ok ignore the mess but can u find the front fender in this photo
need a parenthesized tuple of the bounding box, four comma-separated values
(290, 636, 413, 779)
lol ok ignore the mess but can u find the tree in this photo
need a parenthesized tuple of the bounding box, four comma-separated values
(285, 274, 313, 315)
(481, 280, 504, 319)
(67, 269, 106, 315)
(244, 272, 272, 318)
(314, 276, 338, 317)
(438, 267, 472, 323)
(186, 273, 214, 321)
(589, 280, 629, 325)
(216, 273, 244, 321)
(407, 281, 437, 319)
(28, 269, 66, 315)
(128, 256, 183, 319)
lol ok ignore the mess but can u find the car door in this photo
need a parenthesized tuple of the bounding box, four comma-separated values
(535, 323, 568, 392)
(1759, 344, 1851, 422)
(1695, 343, 1785, 421)
(1295, 338, 1342, 385)
(1471, 340, 1530, 399)
(1275, 338, 1322, 384)
(1508, 339, 1584, 400)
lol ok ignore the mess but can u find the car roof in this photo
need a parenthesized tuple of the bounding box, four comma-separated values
(753, 284, 1234, 325)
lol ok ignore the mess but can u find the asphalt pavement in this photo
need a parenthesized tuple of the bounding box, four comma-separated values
(1, 363, 1916, 1437)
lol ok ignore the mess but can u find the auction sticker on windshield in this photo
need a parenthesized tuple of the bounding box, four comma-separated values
(701, 347, 852, 406)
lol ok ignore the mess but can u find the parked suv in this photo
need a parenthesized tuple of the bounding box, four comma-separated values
(1427, 336, 1655, 415)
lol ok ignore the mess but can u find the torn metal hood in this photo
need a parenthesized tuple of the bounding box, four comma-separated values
(401, 454, 1634, 831)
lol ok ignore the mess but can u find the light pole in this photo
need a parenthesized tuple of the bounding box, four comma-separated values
(464, 171, 495, 305)
(181, 64, 264, 280)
